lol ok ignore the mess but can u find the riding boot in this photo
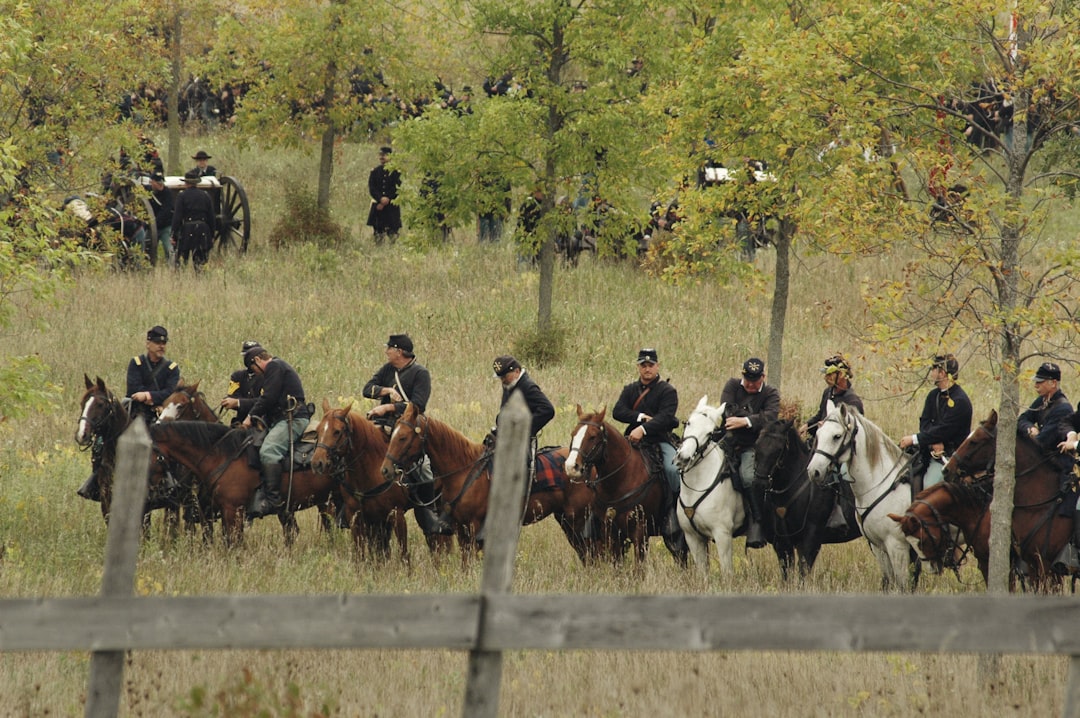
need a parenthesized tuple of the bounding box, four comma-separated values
(249, 463, 283, 519)
(77, 472, 101, 502)
(413, 481, 453, 536)
(744, 481, 768, 549)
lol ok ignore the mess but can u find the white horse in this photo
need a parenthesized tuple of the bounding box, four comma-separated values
(674, 396, 744, 577)
(806, 403, 917, 591)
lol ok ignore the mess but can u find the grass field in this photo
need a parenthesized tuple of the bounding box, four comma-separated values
(0, 135, 1069, 715)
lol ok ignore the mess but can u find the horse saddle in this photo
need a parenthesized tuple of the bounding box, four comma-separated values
(532, 448, 566, 493)
(246, 433, 317, 472)
(635, 443, 669, 491)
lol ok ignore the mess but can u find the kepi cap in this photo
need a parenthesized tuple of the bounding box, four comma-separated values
(1035, 362, 1061, 382)
(379, 146, 392, 155)
(742, 357, 765, 379)
(932, 353, 960, 378)
(636, 348, 659, 365)
(147, 325, 168, 343)
(386, 334, 414, 355)
(243, 346, 264, 369)
(493, 355, 521, 378)
(241, 340, 262, 354)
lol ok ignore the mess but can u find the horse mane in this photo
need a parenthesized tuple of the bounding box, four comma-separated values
(849, 409, 903, 467)
(942, 478, 993, 510)
(152, 420, 245, 454)
(346, 407, 385, 447)
(425, 414, 483, 462)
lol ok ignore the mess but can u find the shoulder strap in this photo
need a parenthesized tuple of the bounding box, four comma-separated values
(631, 386, 651, 412)
(393, 370, 410, 403)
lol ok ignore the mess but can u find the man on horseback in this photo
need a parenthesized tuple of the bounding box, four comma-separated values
(720, 357, 781, 549)
(612, 347, 684, 548)
(243, 346, 312, 518)
(362, 334, 451, 536)
(220, 340, 264, 426)
(79, 325, 180, 502)
(899, 353, 973, 492)
(490, 355, 554, 475)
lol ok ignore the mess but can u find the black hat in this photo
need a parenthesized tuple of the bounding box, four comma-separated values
(932, 353, 959, 378)
(1035, 362, 1061, 382)
(636, 348, 659, 365)
(386, 334, 414, 355)
(192, 150, 212, 160)
(822, 354, 852, 378)
(183, 169, 201, 184)
(147, 325, 168, 343)
(493, 355, 521, 378)
(243, 346, 264, 369)
(241, 340, 262, 354)
(742, 357, 765, 379)
(379, 146, 392, 155)
(149, 172, 165, 183)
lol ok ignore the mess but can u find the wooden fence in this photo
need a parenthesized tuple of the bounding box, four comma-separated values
(3, 395, 1080, 717)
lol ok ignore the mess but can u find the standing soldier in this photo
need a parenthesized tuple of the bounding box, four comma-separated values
(172, 170, 216, 270)
(367, 146, 402, 244)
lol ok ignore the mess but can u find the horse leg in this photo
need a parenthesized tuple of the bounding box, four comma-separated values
(390, 509, 410, 566)
(163, 506, 180, 542)
(772, 539, 795, 582)
(279, 511, 299, 547)
(683, 527, 711, 578)
(221, 505, 244, 547)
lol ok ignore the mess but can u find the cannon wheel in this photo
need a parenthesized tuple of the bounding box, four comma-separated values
(216, 176, 251, 255)
(137, 196, 159, 266)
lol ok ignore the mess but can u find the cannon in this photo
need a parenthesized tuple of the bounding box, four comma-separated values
(133, 174, 251, 264)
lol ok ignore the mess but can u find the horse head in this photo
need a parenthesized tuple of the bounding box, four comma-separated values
(158, 380, 210, 422)
(806, 403, 860, 485)
(381, 402, 427, 481)
(943, 409, 997, 482)
(675, 395, 726, 471)
(76, 374, 125, 447)
(753, 417, 797, 487)
(566, 404, 608, 480)
(312, 398, 355, 475)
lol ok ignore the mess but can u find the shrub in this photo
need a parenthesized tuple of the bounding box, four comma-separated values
(268, 188, 347, 248)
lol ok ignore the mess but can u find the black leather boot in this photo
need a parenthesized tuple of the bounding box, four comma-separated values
(744, 481, 768, 549)
(77, 472, 101, 502)
(249, 463, 283, 518)
(413, 481, 453, 536)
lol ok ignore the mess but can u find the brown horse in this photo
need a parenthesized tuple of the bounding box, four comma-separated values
(148, 420, 335, 546)
(379, 402, 591, 562)
(157, 381, 223, 539)
(311, 400, 450, 562)
(75, 374, 135, 521)
(889, 480, 991, 582)
(891, 409, 1073, 590)
(566, 405, 688, 567)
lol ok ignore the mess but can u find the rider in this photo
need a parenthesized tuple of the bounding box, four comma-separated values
(490, 354, 554, 465)
(611, 347, 684, 548)
(899, 353, 973, 492)
(78, 325, 180, 502)
(1019, 362, 1074, 468)
(361, 334, 451, 536)
(220, 340, 264, 426)
(720, 357, 781, 549)
(1056, 403, 1080, 573)
(243, 346, 312, 518)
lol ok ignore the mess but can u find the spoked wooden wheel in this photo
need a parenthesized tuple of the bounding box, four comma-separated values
(216, 176, 251, 255)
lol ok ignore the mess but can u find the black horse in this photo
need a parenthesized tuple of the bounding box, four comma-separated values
(753, 417, 862, 580)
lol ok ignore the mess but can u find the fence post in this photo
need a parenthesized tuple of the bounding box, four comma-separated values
(461, 392, 531, 718)
(85, 420, 151, 718)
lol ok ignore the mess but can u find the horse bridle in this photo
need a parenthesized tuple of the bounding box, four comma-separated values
(677, 416, 725, 473)
(383, 413, 428, 476)
(77, 392, 124, 448)
(571, 421, 620, 486)
(811, 416, 859, 476)
(315, 411, 355, 471)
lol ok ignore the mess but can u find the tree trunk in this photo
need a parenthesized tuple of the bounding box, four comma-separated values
(166, 5, 182, 175)
(767, 219, 793, 391)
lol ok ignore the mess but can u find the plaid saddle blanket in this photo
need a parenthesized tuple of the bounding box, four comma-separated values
(532, 448, 567, 494)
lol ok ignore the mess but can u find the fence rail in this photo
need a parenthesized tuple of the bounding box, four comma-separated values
(3, 397, 1080, 717)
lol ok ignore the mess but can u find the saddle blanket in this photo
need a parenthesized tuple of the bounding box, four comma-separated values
(532, 449, 567, 493)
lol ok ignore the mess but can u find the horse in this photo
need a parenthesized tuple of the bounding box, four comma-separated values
(311, 400, 436, 562)
(806, 403, 919, 591)
(75, 374, 177, 529)
(158, 380, 222, 423)
(379, 403, 592, 563)
(566, 405, 689, 567)
(754, 416, 862, 580)
(672, 397, 743, 577)
(888, 480, 992, 583)
(147, 420, 335, 546)
(903, 409, 1073, 590)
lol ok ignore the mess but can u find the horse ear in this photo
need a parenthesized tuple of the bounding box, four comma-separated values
(987, 409, 998, 426)
(96, 376, 107, 392)
(598, 405, 607, 421)
(576, 404, 584, 419)
(322, 398, 332, 415)
(886, 512, 904, 525)
(84, 373, 93, 389)
(189, 379, 200, 392)
(696, 395, 708, 411)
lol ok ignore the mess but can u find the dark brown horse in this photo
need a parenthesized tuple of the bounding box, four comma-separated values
(379, 402, 591, 562)
(157, 381, 223, 539)
(753, 417, 861, 580)
(566, 405, 688, 567)
(311, 400, 449, 562)
(75, 374, 134, 520)
(889, 480, 991, 582)
(892, 409, 1073, 590)
(148, 420, 335, 546)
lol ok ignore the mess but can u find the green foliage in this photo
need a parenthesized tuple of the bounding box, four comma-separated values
(512, 319, 568, 370)
(267, 187, 348, 249)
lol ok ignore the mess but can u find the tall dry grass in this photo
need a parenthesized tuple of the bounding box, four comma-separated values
(0, 135, 1069, 715)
